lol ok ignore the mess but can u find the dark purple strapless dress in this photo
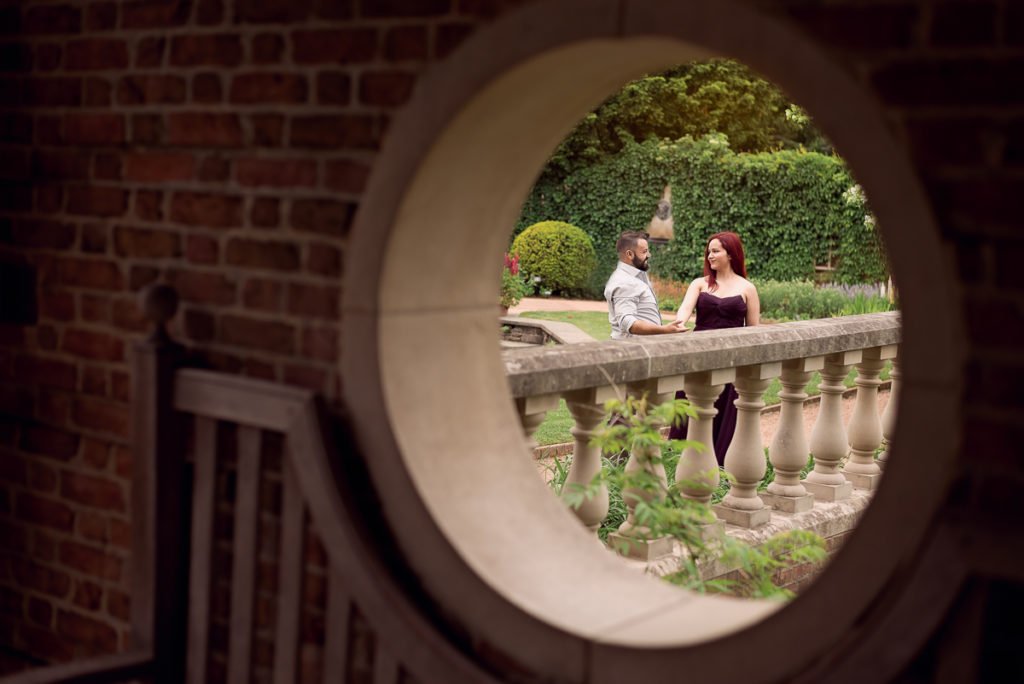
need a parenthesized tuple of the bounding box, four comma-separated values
(668, 291, 747, 465)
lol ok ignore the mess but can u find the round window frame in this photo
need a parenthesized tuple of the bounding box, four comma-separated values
(341, 1, 964, 680)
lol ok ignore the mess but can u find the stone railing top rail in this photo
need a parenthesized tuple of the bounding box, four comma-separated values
(503, 312, 900, 398)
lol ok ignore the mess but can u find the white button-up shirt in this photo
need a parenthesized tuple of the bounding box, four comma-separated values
(604, 261, 662, 338)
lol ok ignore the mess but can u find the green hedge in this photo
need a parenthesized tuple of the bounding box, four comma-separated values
(517, 135, 886, 295)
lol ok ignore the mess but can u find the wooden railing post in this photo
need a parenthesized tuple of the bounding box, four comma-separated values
(131, 284, 186, 683)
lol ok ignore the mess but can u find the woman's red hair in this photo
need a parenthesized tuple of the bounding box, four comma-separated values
(703, 231, 746, 291)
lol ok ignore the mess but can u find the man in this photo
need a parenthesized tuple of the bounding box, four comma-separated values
(604, 230, 686, 338)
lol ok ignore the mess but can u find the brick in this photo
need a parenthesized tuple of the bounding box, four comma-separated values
(283, 363, 328, 393)
(220, 315, 295, 353)
(183, 308, 214, 341)
(123, 152, 195, 183)
(82, 365, 107, 396)
(436, 23, 473, 59)
(36, 44, 63, 71)
(111, 298, 146, 332)
(114, 226, 181, 258)
(106, 588, 130, 619)
(325, 158, 369, 193)
(80, 293, 110, 322)
(301, 327, 337, 362)
(135, 36, 165, 67)
(11, 557, 71, 598)
(243, 356, 275, 379)
(226, 239, 300, 271)
(29, 461, 58, 493)
(57, 609, 118, 652)
(33, 531, 59, 561)
(192, 72, 222, 103)
(292, 29, 376, 64)
(786, 5, 918, 50)
(94, 152, 121, 180)
(63, 328, 125, 361)
(229, 72, 308, 104)
(34, 186, 63, 214)
(25, 5, 82, 34)
(186, 234, 218, 264)
(197, 0, 224, 25)
(243, 278, 282, 311)
(109, 518, 130, 550)
(73, 397, 130, 438)
(287, 283, 339, 319)
(307, 243, 340, 277)
(251, 197, 279, 227)
(235, 0, 313, 23)
(116, 74, 186, 105)
(58, 257, 123, 289)
(80, 437, 111, 469)
(10, 218, 76, 247)
(359, 71, 415, 106)
(0, 451, 26, 484)
(168, 112, 243, 147)
(252, 33, 284, 63)
(873, 59, 1024, 107)
(131, 113, 163, 145)
(170, 34, 243, 67)
(290, 198, 355, 235)
(236, 158, 316, 187)
(169, 191, 243, 227)
(20, 423, 78, 460)
(25, 78, 82, 106)
(83, 77, 112, 106)
(198, 155, 229, 181)
(123, 0, 191, 29)
(37, 391, 71, 425)
(81, 224, 108, 253)
(15, 355, 77, 390)
(384, 25, 428, 61)
(168, 269, 236, 305)
(316, 72, 350, 105)
(40, 290, 75, 321)
(37, 326, 58, 351)
(250, 114, 283, 146)
(114, 445, 130, 479)
(65, 38, 129, 70)
(290, 114, 378, 149)
(73, 579, 103, 610)
(19, 623, 75, 663)
(86, 3, 118, 31)
(15, 493, 73, 532)
(63, 113, 124, 145)
(28, 596, 52, 626)
(62, 471, 126, 512)
(931, 3, 995, 46)
(66, 187, 128, 218)
(358, 0, 449, 18)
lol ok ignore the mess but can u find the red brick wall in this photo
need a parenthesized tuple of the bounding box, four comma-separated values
(0, 0, 1022, 679)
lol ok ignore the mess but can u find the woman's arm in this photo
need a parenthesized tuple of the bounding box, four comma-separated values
(675, 278, 704, 329)
(745, 281, 761, 326)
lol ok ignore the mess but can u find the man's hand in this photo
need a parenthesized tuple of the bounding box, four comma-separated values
(628, 318, 689, 335)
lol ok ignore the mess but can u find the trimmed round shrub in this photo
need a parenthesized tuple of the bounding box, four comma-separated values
(511, 221, 596, 293)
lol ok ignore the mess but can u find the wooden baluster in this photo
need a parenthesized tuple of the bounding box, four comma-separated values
(562, 388, 614, 535)
(228, 426, 262, 684)
(713, 364, 778, 528)
(131, 284, 186, 684)
(186, 416, 217, 684)
(273, 457, 306, 684)
(845, 345, 897, 489)
(608, 380, 679, 560)
(878, 351, 900, 471)
(761, 358, 822, 513)
(322, 563, 352, 684)
(804, 352, 858, 502)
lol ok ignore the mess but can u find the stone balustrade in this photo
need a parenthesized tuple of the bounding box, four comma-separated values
(504, 312, 900, 561)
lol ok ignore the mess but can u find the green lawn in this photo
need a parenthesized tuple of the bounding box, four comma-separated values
(519, 309, 891, 445)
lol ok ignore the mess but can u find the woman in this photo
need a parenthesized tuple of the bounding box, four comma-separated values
(668, 232, 760, 465)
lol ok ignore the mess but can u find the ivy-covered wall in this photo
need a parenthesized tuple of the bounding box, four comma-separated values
(516, 135, 887, 294)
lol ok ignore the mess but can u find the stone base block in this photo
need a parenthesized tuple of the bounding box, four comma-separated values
(803, 480, 853, 503)
(607, 532, 674, 561)
(760, 491, 815, 513)
(844, 471, 881, 490)
(712, 502, 772, 529)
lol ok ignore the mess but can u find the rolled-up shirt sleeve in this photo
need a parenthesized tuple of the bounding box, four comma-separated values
(608, 284, 641, 336)
(604, 262, 662, 338)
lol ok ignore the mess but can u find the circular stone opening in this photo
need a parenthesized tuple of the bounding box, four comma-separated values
(342, 1, 963, 680)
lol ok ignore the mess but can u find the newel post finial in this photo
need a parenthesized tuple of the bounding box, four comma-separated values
(140, 284, 179, 343)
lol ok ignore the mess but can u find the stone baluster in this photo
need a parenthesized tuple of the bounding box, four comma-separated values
(561, 387, 616, 535)
(761, 357, 823, 513)
(804, 352, 859, 502)
(608, 379, 681, 560)
(515, 395, 558, 455)
(878, 351, 900, 471)
(674, 369, 735, 505)
(844, 345, 897, 489)
(713, 364, 779, 529)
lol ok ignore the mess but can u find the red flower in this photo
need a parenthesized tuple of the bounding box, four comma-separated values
(504, 253, 520, 275)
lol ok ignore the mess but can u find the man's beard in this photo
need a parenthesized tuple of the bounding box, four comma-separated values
(632, 254, 650, 271)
